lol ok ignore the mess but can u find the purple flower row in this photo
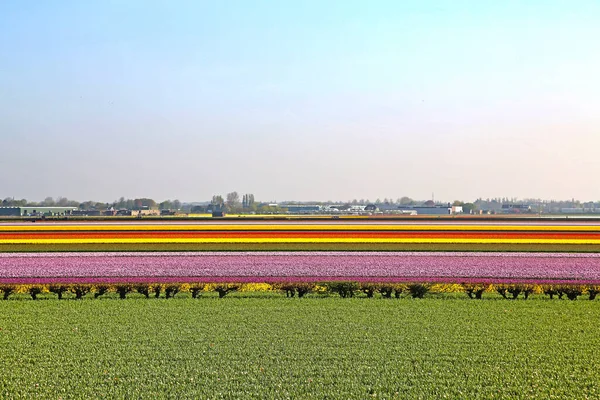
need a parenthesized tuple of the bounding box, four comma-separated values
(2, 251, 600, 285)
(2, 276, 599, 286)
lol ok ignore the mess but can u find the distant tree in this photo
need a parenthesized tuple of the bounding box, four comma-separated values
(242, 194, 256, 209)
(226, 192, 241, 211)
(42, 197, 55, 206)
(212, 195, 224, 207)
(94, 202, 108, 211)
(159, 200, 173, 210)
(462, 203, 476, 214)
(452, 200, 464, 206)
(79, 201, 96, 210)
(172, 200, 181, 210)
(399, 197, 414, 205)
(258, 204, 285, 214)
(136, 198, 156, 209)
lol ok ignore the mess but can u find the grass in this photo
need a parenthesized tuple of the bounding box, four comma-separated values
(0, 297, 599, 399)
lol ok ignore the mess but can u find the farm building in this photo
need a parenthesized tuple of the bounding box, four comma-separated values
(0, 206, 78, 216)
(20, 206, 78, 216)
(501, 204, 532, 214)
(374, 204, 453, 215)
(409, 206, 452, 215)
(0, 207, 21, 216)
(285, 205, 322, 213)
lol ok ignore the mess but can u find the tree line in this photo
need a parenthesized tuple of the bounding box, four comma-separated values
(1, 196, 182, 211)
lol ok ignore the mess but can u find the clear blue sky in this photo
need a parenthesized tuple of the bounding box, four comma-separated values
(1, 0, 599, 203)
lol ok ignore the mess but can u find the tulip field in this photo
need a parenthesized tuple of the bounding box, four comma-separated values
(2, 219, 600, 398)
(2, 220, 600, 292)
(2, 251, 600, 286)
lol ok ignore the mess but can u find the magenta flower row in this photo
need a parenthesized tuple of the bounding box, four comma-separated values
(2, 251, 600, 285)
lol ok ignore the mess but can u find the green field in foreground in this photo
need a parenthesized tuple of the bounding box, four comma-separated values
(1, 298, 599, 399)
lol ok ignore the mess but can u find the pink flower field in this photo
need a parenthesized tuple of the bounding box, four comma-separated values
(1, 251, 600, 285)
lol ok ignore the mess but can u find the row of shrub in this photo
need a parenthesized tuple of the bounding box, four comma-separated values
(0, 282, 599, 301)
(462, 283, 600, 300)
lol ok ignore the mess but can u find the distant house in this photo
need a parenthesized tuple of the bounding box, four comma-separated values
(14, 206, 78, 216)
(405, 206, 451, 215)
(209, 204, 225, 217)
(133, 209, 159, 217)
(0, 207, 21, 216)
(560, 208, 600, 214)
(80, 210, 102, 216)
(191, 205, 209, 213)
(371, 203, 451, 215)
(285, 205, 321, 214)
(501, 204, 531, 214)
(364, 204, 378, 212)
(451, 205, 463, 214)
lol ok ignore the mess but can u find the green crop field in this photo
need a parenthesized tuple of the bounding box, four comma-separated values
(1, 298, 599, 399)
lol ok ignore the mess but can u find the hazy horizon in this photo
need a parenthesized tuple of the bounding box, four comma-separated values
(2, 194, 598, 207)
(2, 1, 599, 202)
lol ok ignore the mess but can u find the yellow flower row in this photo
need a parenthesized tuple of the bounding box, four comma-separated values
(1, 224, 599, 232)
(2, 238, 600, 244)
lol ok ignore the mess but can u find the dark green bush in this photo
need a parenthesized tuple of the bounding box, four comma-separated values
(359, 283, 377, 298)
(114, 284, 133, 299)
(407, 283, 429, 299)
(462, 284, 486, 299)
(325, 282, 359, 298)
(153, 284, 163, 298)
(69, 285, 91, 300)
(94, 285, 110, 299)
(0, 285, 15, 300)
(49, 285, 69, 300)
(543, 286, 559, 299)
(28, 286, 43, 300)
(213, 283, 240, 298)
(164, 284, 181, 299)
(134, 284, 151, 298)
(377, 284, 394, 299)
(189, 284, 205, 299)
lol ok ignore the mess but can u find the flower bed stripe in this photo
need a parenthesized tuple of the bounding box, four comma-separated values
(2, 252, 600, 284)
(3, 242, 600, 253)
(2, 223, 600, 232)
(2, 276, 599, 286)
(4, 231, 600, 239)
(3, 238, 600, 244)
